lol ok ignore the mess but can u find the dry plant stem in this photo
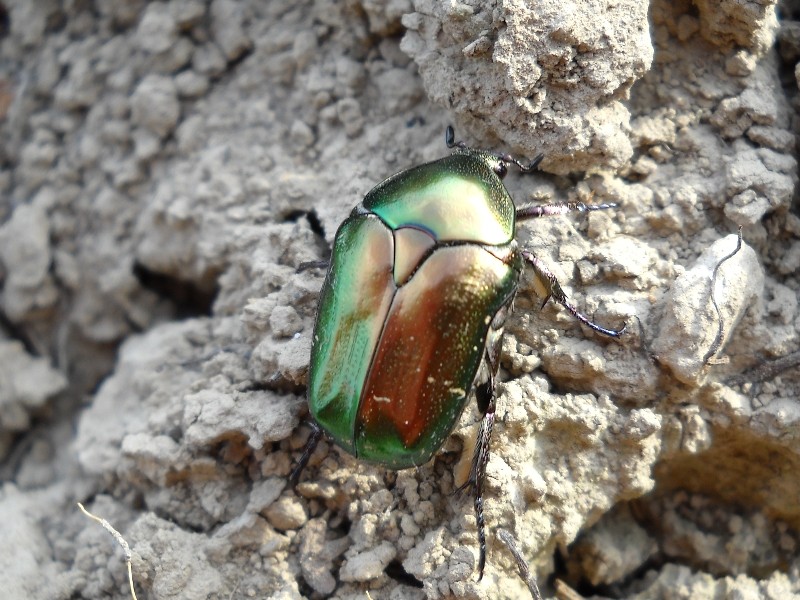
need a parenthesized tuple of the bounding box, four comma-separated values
(555, 578, 587, 600)
(496, 528, 543, 600)
(77, 503, 138, 600)
(727, 349, 800, 387)
(703, 227, 743, 364)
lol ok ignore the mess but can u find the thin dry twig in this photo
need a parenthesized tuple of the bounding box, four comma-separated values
(727, 349, 800, 387)
(496, 528, 542, 600)
(77, 502, 138, 600)
(555, 578, 587, 600)
(703, 227, 743, 364)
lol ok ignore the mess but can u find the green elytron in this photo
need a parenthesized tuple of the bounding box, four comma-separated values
(292, 127, 625, 579)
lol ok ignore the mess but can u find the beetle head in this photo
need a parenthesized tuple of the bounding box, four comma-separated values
(445, 125, 544, 179)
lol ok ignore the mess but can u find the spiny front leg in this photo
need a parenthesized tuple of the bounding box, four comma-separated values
(521, 250, 626, 338)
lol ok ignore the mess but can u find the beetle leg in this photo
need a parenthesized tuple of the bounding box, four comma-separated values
(515, 201, 616, 221)
(289, 421, 323, 487)
(296, 259, 329, 273)
(521, 250, 626, 338)
(454, 360, 498, 581)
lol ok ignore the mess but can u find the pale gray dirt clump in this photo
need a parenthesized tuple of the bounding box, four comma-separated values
(1, 1, 799, 599)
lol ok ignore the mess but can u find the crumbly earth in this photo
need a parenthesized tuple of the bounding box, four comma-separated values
(1, 1, 799, 599)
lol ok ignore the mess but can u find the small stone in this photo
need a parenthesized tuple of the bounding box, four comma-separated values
(54, 57, 100, 110)
(215, 513, 287, 551)
(0, 204, 57, 320)
(193, 42, 227, 78)
(299, 519, 350, 595)
(176, 114, 206, 153)
(652, 235, 764, 384)
(247, 478, 285, 513)
(264, 496, 307, 530)
(149, 37, 195, 73)
(210, 0, 252, 61)
(170, 0, 206, 28)
(130, 75, 181, 138)
(269, 305, 304, 338)
(336, 98, 363, 137)
(725, 50, 757, 77)
(288, 120, 315, 150)
(175, 70, 209, 98)
(339, 541, 396, 582)
(132, 128, 162, 161)
(292, 31, 317, 70)
(136, 2, 179, 54)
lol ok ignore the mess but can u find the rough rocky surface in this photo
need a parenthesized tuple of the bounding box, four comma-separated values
(1, 1, 799, 599)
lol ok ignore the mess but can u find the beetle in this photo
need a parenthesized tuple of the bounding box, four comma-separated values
(291, 126, 625, 580)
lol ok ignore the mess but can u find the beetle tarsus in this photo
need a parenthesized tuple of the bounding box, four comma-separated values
(522, 250, 625, 338)
(498, 152, 544, 174)
(475, 398, 496, 580)
(560, 297, 627, 337)
(289, 421, 323, 487)
(454, 403, 495, 581)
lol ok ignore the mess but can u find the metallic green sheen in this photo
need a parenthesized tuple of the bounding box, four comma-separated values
(363, 152, 516, 245)
(309, 148, 522, 469)
(308, 214, 395, 454)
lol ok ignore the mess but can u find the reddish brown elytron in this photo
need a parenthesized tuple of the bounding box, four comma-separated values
(355, 244, 517, 459)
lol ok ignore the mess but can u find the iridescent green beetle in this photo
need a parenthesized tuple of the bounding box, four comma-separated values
(292, 127, 624, 579)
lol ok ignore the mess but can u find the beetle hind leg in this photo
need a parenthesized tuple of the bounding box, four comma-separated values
(521, 250, 626, 338)
(515, 200, 617, 221)
(454, 366, 498, 581)
(289, 421, 323, 487)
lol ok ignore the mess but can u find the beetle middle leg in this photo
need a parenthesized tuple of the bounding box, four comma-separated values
(521, 249, 625, 338)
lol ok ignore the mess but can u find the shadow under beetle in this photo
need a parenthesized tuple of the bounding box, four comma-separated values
(291, 127, 625, 580)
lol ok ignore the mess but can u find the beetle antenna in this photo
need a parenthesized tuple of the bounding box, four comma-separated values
(445, 125, 467, 150)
